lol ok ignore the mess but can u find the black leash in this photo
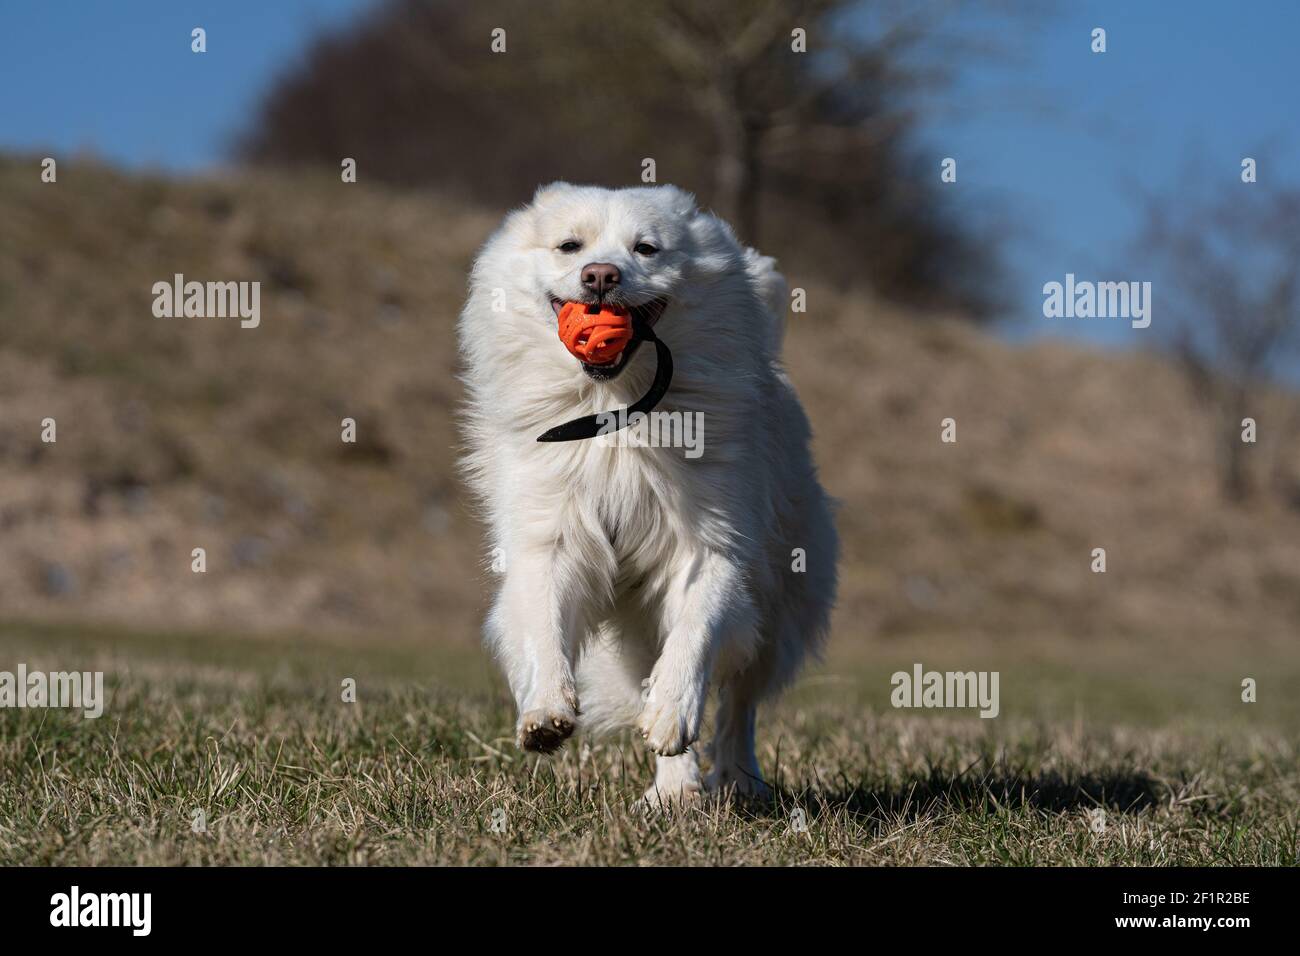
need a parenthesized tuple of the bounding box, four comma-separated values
(536, 320, 674, 442)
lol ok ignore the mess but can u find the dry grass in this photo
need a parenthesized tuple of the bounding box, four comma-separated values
(1, 623, 1295, 866)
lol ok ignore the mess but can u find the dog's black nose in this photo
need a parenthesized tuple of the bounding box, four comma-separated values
(580, 262, 621, 296)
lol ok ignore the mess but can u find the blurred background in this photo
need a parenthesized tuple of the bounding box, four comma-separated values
(1, 0, 1298, 723)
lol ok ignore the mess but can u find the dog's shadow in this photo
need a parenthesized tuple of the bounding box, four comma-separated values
(737, 763, 1172, 825)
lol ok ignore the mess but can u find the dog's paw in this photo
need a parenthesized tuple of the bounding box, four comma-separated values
(636, 694, 700, 757)
(516, 707, 576, 754)
(640, 780, 704, 812)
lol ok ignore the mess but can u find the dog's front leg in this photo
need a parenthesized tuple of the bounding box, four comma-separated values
(489, 542, 584, 754)
(638, 549, 752, 757)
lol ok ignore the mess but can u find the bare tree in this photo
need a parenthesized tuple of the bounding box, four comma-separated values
(1144, 187, 1300, 502)
(238, 0, 1008, 318)
(648, 0, 955, 243)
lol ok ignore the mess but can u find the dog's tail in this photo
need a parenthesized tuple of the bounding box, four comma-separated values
(743, 248, 789, 351)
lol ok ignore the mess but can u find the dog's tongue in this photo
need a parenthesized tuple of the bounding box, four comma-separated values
(536, 315, 674, 443)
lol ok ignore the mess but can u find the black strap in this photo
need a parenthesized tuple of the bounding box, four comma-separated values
(536, 322, 674, 442)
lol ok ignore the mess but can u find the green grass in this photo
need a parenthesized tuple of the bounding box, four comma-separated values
(0, 622, 1296, 865)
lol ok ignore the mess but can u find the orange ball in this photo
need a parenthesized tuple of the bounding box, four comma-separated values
(557, 301, 634, 365)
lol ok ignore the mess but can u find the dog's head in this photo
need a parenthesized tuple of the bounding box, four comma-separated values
(467, 183, 748, 383)
(523, 182, 695, 381)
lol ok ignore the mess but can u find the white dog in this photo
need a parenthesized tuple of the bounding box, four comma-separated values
(458, 182, 837, 802)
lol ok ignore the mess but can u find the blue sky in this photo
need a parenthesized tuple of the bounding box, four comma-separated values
(2, 1, 1297, 352)
(919, 0, 1300, 348)
(0, 0, 377, 168)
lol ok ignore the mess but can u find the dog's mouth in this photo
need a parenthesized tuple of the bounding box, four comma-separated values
(549, 296, 668, 380)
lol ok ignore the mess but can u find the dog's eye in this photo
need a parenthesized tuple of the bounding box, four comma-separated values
(558, 240, 582, 253)
(634, 242, 659, 256)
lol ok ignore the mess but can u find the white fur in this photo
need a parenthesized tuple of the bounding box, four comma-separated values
(457, 183, 837, 802)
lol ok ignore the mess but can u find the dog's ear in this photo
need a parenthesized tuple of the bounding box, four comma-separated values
(686, 205, 739, 253)
(532, 181, 576, 205)
(656, 185, 699, 220)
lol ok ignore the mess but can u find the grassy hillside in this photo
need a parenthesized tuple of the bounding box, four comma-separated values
(2, 154, 1298, 654)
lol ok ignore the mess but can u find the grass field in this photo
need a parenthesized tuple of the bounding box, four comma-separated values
(1, 621, 1295, 866)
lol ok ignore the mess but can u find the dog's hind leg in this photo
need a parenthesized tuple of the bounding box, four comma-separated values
(705, 678, 769, 798)
(575, 625, 650, 737)
(644, 751, 704, 808)
(578, 611, 707, 806)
